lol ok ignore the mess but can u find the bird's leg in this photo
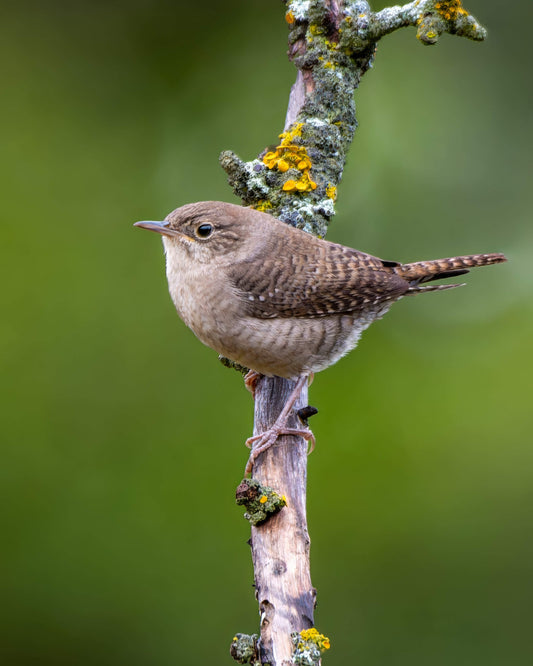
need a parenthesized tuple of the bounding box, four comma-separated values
(245, 374, 315, 475)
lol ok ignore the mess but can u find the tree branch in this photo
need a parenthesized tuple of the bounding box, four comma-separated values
(225, 1, 486, 663)
(344, 0, 487, 46)
(250, 376, 314, 665)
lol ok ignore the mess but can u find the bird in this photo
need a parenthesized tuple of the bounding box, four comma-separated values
(134, 201, 506, 473)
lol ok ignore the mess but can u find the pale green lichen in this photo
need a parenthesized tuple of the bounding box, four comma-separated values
(235, 478, 287, 526)
(219, 151, 272, 203)
(218, 355, 248, 375)
(230, 633, 260, 665)
(339, 0, 487, 47)
(287, 0, 311, 23)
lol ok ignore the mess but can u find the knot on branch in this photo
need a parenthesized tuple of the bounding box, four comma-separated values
(236, 478, 287, 526)
(230, 633, 260, 665)
(291, 627, 331, 665)
(297, 405, 319, 426)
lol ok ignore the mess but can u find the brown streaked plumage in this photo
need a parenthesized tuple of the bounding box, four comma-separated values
(134, 201, 506, 472)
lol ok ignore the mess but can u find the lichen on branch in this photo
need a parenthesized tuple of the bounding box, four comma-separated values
(292, 628, 331, 665)
(344, 0, 487, 46)
(220, 0, 486, 238)
(235, 478, 287, 526)
(230, 633, 260, 665)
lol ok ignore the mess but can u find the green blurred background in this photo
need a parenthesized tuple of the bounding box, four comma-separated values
(1, 1, 531, 664)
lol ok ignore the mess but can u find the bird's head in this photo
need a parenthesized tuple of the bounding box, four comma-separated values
(134, 201, 257, 265)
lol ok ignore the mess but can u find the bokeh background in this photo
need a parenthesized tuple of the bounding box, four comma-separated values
(1, 0, 531, 664)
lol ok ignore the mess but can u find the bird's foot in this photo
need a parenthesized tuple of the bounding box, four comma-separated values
(245, 425, 315, 475)
(243, 373, 314, 475)
(244, 370, 262, 399)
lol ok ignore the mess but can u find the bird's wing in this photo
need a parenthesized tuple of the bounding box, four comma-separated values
(227, 233, 409, 319)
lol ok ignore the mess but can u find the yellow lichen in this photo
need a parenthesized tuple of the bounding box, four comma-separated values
(282, 179, 298, 192)
(253, 200, 273, 213)
(434, 0, 468, 21)
(280, 123, 303, 141)
(300, 629, 315, 640)
(262, 123, 317, 194)
(298, 628, 331, 652)
(325, 184, 337, 200)
(285, 10, 295, 24)
(297, 157, 311, 170)
(296, 172, 317, 191)
(259, 495, 268, 504)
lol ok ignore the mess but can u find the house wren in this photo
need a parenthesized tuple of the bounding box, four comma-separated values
(135, 201, 506, 471)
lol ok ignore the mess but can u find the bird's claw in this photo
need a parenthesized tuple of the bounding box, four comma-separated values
(245, 426, 315, 474)
(244, 370, 262, 399)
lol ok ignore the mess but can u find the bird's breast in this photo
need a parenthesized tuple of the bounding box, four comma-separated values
(165, 255, 248, 359)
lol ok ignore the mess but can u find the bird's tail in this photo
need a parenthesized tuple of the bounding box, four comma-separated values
(394, 253, 507, 293)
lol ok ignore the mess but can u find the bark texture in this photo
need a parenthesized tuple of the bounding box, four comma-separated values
(251, 376, 314, 665)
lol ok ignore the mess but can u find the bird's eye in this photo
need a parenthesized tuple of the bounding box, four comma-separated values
(196, 224, 213, 238)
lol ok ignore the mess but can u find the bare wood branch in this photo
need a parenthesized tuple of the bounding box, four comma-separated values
(251, 376, 314, 665)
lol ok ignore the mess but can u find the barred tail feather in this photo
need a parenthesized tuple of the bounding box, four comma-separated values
(396, 252, 507, 286)
(407, 282, 466, 294)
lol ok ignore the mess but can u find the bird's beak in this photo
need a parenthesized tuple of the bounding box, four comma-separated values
(134, 220, 182, 238)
